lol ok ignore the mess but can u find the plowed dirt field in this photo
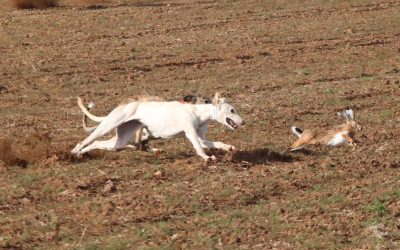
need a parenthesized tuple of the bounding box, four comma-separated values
(1, 0, 399, 248)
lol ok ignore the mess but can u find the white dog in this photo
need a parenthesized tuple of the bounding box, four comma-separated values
(79, 95, 211, 152)
(71, 93, 244, 161)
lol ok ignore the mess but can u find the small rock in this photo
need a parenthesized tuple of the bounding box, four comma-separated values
(171, 233, 178, 241)
(21, 197, 30, 204)
(366, 224, 389, 240)
(102, 180, 116, 193)
(76, 180, 90, 190)
(153, 170, 165, 178)
(0, 86, 8, 94)
(102, 201, 116, 216)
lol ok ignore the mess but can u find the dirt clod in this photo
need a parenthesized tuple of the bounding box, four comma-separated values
(102, 180, 116, 193)
(9, 0, 58, 9)
(153, 170, 165, 179)
(0, 85, 8, 94)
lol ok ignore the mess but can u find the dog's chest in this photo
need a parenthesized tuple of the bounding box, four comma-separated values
(139, 115, 189, 138)
(135, 102, 201, 138)
(144, 121, 186, 138)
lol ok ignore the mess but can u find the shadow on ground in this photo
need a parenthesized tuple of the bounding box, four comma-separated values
(228, 148, 296, 165)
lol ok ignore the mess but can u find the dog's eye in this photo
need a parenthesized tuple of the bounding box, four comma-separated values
(230, 109, 235, 114)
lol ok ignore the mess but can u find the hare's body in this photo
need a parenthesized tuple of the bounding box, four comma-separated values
(327, 131, 348, 146)
(290, 109, 360, 151)
(327, 123, 357, 146)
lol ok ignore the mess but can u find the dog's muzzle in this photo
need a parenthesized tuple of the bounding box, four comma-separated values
(226, 118, 242, 130)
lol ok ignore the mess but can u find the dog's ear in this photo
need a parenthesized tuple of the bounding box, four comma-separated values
(212, 92, 220, 105)
(219, 97, 227, 103)
(182, 95, 197, 104)
(203, 97, 212, 104)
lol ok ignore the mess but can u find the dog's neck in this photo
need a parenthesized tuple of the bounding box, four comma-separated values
(194, 104, 219, 125)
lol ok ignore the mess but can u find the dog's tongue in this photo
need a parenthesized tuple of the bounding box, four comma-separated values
(227, 118, 237, 129)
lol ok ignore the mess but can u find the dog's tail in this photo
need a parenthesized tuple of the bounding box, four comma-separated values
(82, 102, 98, 133)
(291, 126, 303, 138)
(77, 96, 105, 123)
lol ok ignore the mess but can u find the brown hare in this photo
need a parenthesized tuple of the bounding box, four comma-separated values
(290, 108, 361, 151)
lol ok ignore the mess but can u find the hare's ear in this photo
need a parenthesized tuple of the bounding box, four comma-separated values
(337, 111, 348, 120)
(345, 109, 354, 120)
(212, 92, 220, 105)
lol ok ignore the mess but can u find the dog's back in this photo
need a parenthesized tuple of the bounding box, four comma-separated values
(118, 95, 164, 107)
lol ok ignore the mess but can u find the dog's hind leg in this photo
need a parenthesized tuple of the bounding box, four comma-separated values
(72, 103, 140, 155)
(134, 125, 145, 149)
(115, 120, 143, 149)
(78, 120, 142, 154)
(79, 136, 120, 154)
(131, 126, 163, 153)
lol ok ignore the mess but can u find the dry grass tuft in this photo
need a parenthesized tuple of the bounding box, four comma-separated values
(10, 0, 58, 9)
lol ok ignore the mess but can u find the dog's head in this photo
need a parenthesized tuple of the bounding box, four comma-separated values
(182, 95, 212, 104)
(212, 92, 244, 130)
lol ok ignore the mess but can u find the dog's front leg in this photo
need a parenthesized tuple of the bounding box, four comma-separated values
(196, 124, 235, 151)
(185, 129, 215, 161)
(199, 140, 236, 151)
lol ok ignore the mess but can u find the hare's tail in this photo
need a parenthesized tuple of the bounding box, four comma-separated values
(291, 126, 303, 138)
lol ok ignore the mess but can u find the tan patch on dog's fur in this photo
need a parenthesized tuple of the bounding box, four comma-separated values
(117, 96, 164, 107)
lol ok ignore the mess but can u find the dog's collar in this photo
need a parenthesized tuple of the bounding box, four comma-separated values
(211, 106, 218, 120)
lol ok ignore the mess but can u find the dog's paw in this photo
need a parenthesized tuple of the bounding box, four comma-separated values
(222, 145, 236, 151)
(205, 155, 217, 162)
(71, 149, 79, 155)
(71, 143, 82, 154)
(152, 148, 164, 155)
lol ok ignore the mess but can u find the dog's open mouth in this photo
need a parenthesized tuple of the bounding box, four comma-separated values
(226, 118, 238, 130)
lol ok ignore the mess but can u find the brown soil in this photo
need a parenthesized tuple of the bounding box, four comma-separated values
(9, 0, 59, 9)
(0, 0, 399, 248)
